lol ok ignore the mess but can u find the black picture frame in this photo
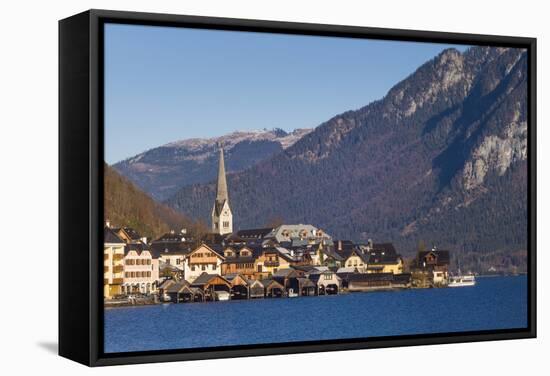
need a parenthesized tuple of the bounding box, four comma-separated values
(59, 9, 537, 367)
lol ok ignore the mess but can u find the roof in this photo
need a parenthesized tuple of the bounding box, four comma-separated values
(333, 240, 355, 252)
(418, 250, 450, 266)
(339, 248, 370, 263)
(273, 268, 296, 278)
(104, 227, 125, 244)
(336, 267, 356, 274)
(154, 231, 187, 243)
(321, 248, 345, 261)
(348, 273, 394, 282)
(158, 279, 175, 290)
(188, 243, 225, 260)
(260, 279, 284, 289)
(125, 241, 150, 254)
(296, 277, 316, 287)
(308, 272, 341, 283)
(150, 241, 192, 258)
(191, 273, 230, 287)
(120, 227, 142, 241)
(266, 224, 332, 243)
(372, 243, 397, 255)
(367, 251, 401, 265)
(165, 281, 190, 293)
(236, 228, 273, 239)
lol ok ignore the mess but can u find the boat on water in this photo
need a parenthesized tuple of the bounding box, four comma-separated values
(448, 274, 476, 287)
(215, 291, 231, 301)
(287, 288, 299, 298)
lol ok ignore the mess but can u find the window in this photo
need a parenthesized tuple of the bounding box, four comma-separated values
(176, 259, 181, 265)
(191, 266, 196, 271)
(215, 222, 219, 229)
(201, 265, 206, 271)
(223, 221, 229, 228)
(213, 265, 217, 270)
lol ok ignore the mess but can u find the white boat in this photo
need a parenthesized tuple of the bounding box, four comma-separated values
(287, 288, 299, 298)
(448, 274, 476, 287)
(215, 291, 230, 301)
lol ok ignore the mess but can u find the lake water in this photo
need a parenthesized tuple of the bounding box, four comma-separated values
(104, 275, 527, 353)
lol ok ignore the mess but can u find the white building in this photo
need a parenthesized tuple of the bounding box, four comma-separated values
(122, 243, 160, 295)
(183, 244, 225, 283)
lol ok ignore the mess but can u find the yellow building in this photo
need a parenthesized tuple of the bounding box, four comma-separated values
(365, 244, 404, 274)
(343, 249, 369, 273)
(104, 227, 125, 299)
(254, 248, 292, 279)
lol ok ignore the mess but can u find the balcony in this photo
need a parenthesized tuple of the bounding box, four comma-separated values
(104, 266, 109, 273)
(264, 261, 280, 267)
(113, 265, 124, 273)
(113, 254, 124, 261)
(112, 278, 123, 284)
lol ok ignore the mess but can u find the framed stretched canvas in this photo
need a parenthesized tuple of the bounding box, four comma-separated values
(59, 9, 537, 366)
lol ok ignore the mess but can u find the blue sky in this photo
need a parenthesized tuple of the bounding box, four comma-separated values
(104, 23, 469, 164)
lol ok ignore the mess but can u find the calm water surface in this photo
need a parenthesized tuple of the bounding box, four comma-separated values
(104, 275, 527, 353)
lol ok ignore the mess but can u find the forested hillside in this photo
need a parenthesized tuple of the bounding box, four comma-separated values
(167, 46, 528, 263)
(104, 163, 207, 239)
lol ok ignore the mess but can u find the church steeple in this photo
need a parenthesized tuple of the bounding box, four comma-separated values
(216, 146, 228, 203)
(211, 144, 233, 235)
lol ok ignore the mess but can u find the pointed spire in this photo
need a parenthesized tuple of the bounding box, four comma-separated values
(216, 144, 228, 203)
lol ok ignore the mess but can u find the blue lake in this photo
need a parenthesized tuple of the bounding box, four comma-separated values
(104, 275, 527, 353)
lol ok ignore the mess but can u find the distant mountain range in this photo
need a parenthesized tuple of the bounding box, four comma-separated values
(113, 128, 312, 201)
(162, 46, 528, 260)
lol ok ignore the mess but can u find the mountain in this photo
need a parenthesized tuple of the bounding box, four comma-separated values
(104, 163, 207, 239)
(166, 46, 528, 265)
(113, 128, 312, 201)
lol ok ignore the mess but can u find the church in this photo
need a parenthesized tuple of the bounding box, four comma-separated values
(211, 145, 233, 235)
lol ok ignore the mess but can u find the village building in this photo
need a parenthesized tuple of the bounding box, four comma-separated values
(340, 248, 370, 273)
(347, 272, 395, 292)
(150, 230, 193, 271)
(313, 242, 345, 268)
(264, 224, 332, 246)
(103, 227, 125, 299)
(221, 246, 257, 279)
(308, 270, 342, 295)
(165, 280, 205, 303)
(122, 242, 159, 295)
(190, 273, 232, 301)
(224, 273, 250, 300)
(184, 244, 225, 283)
(366, 244, 404, 274)
(415, 248, 451, 285)
(248, 279, 266, 299)
(254, 247, 294, 279)
(261, 279, 285, 298)
(211, 145, 233, 235)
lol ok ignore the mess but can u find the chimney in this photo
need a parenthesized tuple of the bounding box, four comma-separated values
(338, 240, 342, 251)
(368, 238, 373, 249)
(105, 220, 111, 228)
